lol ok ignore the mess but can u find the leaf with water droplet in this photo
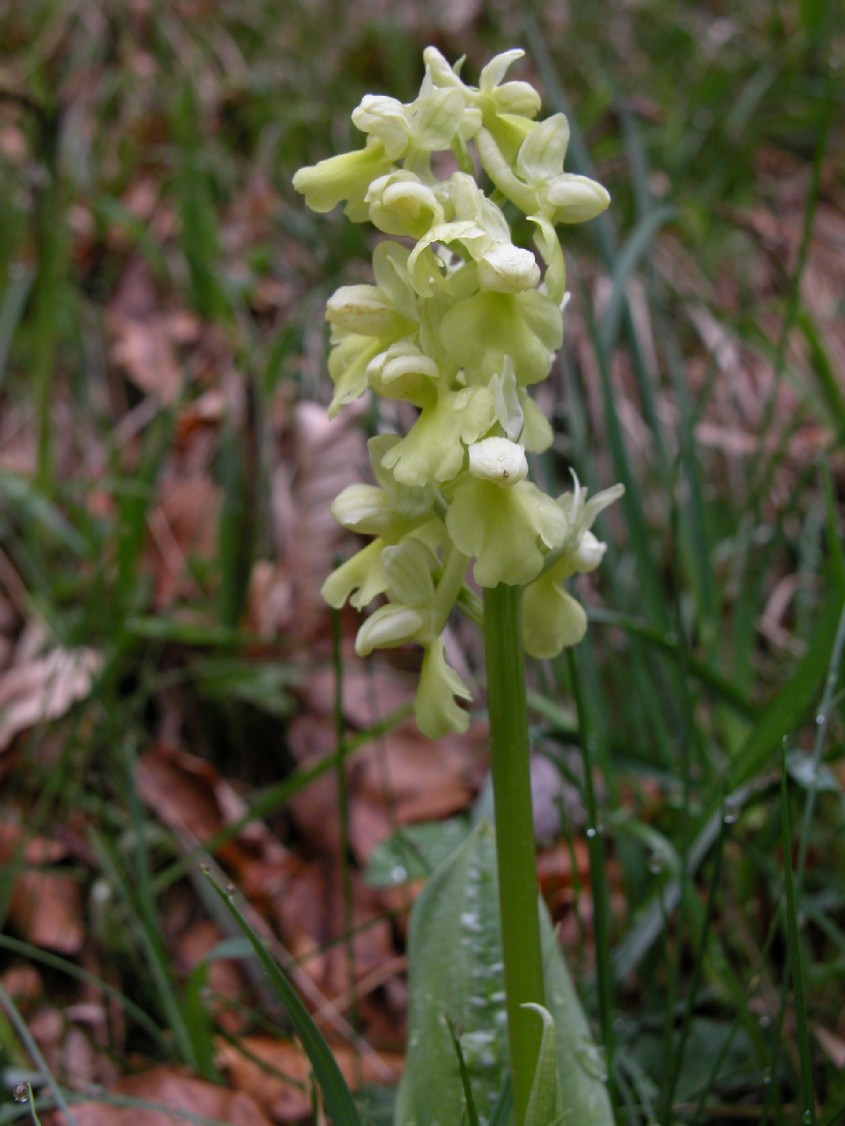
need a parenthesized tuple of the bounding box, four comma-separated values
(364, 815, 471, 887)
(395, 821, 614, 1125)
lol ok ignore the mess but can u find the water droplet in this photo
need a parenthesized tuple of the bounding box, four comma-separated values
(762, 1068, 772, 1086)
(13, 1084, 29, 1104)
(815, 713, 826, 727)
(225, 883, 236, 899)
(758, 1014, 772, 1030)
(460, 910, 483, 935)
(199, 863, 210, 874)
(586, 827, 597, 840)
(648, 851, 664, 876)
(574, 1039, 608, 1083)
(390, 864, 408, 884)
(803, 1110, 813, 1124)
(722, 796, 740, 825)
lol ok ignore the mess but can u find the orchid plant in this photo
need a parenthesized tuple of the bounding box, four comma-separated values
(295, 47, 621, 1126)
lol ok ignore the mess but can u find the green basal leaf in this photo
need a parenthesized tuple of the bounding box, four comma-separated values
(523, 1004, 563, 1125)
(395, 822, 613, 1125)
(364, 816, 471, 888)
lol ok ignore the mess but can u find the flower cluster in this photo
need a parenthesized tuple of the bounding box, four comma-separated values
(294, 48, 622, 738)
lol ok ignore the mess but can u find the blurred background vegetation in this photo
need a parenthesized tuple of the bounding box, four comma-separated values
(0, 1, 843, 1122)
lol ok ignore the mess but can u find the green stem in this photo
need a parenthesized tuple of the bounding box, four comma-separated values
(482, 583, 545, 1126)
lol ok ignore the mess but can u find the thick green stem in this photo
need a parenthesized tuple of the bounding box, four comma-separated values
(482, 583, 545, 1126)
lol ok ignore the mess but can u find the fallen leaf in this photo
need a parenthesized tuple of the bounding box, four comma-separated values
(216, 1034, 402, 1123)
(136, 741, 291, 886)
(52, 1065, 273, 1125)
(813, 1022, 845, 1069)
(10, 869, 84, 954)
(0, 648, 101, 753)
(146, 477, 222, 608)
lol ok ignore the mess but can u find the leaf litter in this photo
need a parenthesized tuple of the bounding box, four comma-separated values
(0, 4, 842, 1121)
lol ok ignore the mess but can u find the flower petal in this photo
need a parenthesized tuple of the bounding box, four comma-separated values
(292, 140, 394, 214)
(355, 603, 425, 655)
(321, 539, 386, 610)
(523, 572, 587, 659)
(415, 636, 472, 738)
(382, 538, 437, 607)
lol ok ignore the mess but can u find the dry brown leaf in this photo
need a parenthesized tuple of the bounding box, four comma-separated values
(10, 869, 84, 954)
(146, 477, 221, 608)
(53, 1065, 273, 1125)
(269, 400, 368, 642)
(136, 741, 291, 884)
(813, 1022, 845, 1069)
(0, 960, 43, 1007)
(106, 258, 197, 406)
(176, 920, 247, 1034)
(286, 710, 487, 864)
(0, 647, 100, 753)
(216, 1034, 402, 1123)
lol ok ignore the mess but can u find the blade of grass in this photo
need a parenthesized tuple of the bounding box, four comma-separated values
(567, 647, 616, 1104)
(0, 263, 33, 392)
(728, 584, 845, 790)
(203, 872, 364, 1126)
(597, 203, 676, 357)
(780, 752, 816, 1125)
(660, 815, 727, 1120)
(0, 982, 78, 1126)
(445, 1016, 482, 1126)
(0, 935, 171, 1053)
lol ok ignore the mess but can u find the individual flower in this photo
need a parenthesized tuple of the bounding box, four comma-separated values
(522, 479, 624, 658)
(351, 83, 468, 177)
(324, 242, 419, 415)
(476, 113, 610, 228)
(321, 436, 439, 610)
(354, 536, 473, 738)
(445, 449, 567, 587)
(366, 340, 440, 404)
(406, 173, 540, 297)
(474, 49, 542, 123)
(439, 287, 563, 387)
(365, 170, 445, 239)
(379, 383, 496, 487)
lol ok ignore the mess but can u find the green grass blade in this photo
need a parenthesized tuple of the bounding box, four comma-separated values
(0, 935, 170, 1053)
(445, 1016, 482, 1126)
(0, 982, 78, 1126)
(728, 585, 845, 790)
(598, 204, 676, 356)
(488, 1076, 513, 1126)
(780, 756, 816, 1124)
(203, 873, 364, 1126)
